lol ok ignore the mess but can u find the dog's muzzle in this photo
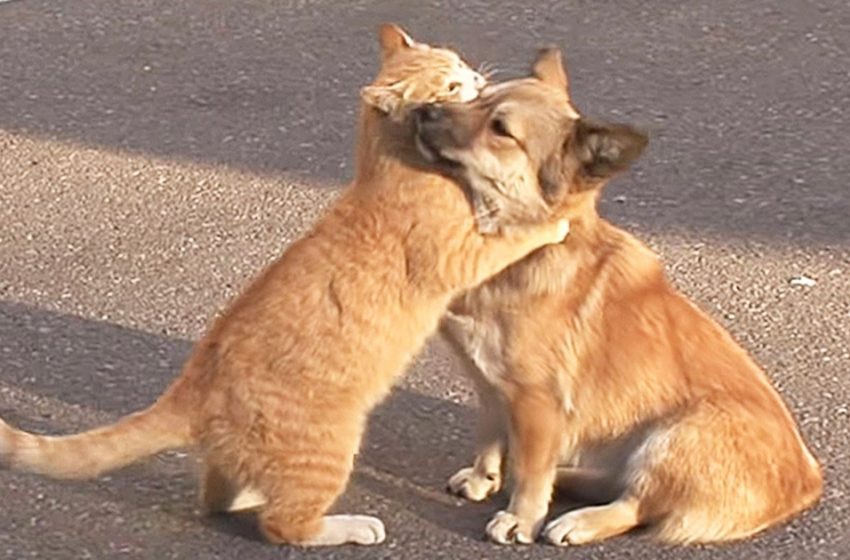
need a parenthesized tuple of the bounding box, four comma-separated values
(413, 103, 445, 125)
(414, 104, 459, 166)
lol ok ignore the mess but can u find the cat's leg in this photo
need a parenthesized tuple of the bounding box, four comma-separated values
(423, 219, 568, 291)
(466, 219, 569, 287)
(257, 435, 384, 546)
(199, 462, 266, 514)
(292, 515, 386, 547)
(260, 495, 385, 547)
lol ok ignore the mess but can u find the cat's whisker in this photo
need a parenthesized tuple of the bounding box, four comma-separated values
(477, 62, 502, 82)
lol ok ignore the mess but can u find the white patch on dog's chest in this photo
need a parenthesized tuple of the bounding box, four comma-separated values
(452, 314, 509, 384)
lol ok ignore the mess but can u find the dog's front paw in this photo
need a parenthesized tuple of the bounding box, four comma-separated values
(543, 511, 592, 546)
(447, 466, 501, 502)
(486, 511, 537, 545)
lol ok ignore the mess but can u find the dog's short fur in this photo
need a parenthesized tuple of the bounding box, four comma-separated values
(0, 26, 570, 547)
(417, 48, 822, 546)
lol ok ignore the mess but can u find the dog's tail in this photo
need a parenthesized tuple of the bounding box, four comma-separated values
(0, 377, 195, 479)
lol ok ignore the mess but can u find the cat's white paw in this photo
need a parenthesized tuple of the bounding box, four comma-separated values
(555, 219, 570, 242)
(306, 515, 386, 546)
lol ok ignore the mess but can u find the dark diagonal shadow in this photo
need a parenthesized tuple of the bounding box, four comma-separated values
(0, 300, 841, 558)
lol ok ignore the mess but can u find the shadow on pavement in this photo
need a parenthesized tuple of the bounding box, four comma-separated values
(0, 300, 501, 542)
(0, 291, 841, 558)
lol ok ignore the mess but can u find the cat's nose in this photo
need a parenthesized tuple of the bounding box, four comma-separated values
(415, 104, 444, 123)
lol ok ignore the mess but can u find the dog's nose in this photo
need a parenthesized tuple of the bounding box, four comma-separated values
(415, 104, 444, 123)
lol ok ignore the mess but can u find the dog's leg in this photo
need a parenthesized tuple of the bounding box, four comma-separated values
(441, 313, 507, 501)
(448, 397, 506, 501)
(447, 378, 507, 501)
(543, 496, 640, 546)
(486, 387, 562, 544)
(554, 466, 621, 505)
(555, 465, 608, 489)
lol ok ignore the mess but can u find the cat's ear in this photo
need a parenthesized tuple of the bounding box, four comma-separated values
(361, 84, 401, 115)
(378, 23, 415, 59)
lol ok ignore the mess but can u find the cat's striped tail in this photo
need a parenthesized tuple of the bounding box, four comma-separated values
(0, 382, 194, 479)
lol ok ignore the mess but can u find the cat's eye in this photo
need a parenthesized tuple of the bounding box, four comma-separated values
(491, 117, 513, 139)
(448, 81, 462, 92)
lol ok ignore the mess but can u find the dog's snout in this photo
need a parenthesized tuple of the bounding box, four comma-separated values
(415, 104, 444, 123)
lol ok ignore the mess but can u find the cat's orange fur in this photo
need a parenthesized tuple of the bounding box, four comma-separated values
(0, 25, 568, 546)
(416, 48, 822, 546)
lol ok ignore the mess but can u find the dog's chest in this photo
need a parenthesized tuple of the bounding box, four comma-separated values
(444, 312, 509, 384)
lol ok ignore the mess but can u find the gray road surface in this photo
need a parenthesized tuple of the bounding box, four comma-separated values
(1, 1, 848, 559)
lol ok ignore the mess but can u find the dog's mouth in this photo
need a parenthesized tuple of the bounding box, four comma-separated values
(414, 125, 461, 169)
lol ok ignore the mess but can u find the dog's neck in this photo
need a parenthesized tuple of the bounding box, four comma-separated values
(455, 189, 659, 305)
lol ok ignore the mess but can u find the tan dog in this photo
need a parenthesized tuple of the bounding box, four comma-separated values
(0, 26, 569, 547)
(416, 48, 822, 546)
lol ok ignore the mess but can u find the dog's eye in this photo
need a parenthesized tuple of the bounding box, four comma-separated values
(491, 117, 513, 139)
(448, 81, 462, 92)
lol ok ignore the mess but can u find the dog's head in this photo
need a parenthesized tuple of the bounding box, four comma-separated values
(413, 48, 648, 230)
(360, 24, 486, 119)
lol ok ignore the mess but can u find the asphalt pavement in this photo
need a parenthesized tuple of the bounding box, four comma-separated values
(1, 1, 848, 559)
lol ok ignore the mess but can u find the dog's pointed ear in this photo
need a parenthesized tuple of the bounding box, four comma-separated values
(378, 23, 415, 59)
(361, 84, 401, 115)
(573, 119, 648, 178)
(532, 47, 569, 93)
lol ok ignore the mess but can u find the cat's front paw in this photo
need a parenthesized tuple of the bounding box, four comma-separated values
(554, 219, 570, 243)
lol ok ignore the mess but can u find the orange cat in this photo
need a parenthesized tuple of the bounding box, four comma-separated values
(0, 25, 568, 547)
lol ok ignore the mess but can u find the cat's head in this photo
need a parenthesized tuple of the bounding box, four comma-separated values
(360, 24, 485, 118)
